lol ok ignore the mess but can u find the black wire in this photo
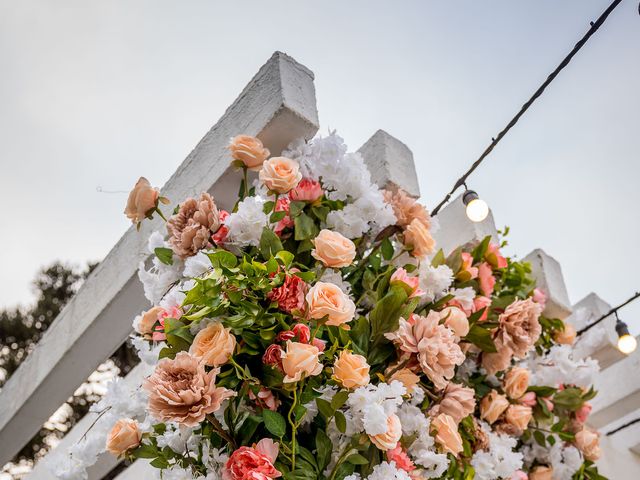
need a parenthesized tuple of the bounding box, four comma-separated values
(431, 0, 624, 216)
(606, 416, 640, 436)
(576, 291, 640, 336)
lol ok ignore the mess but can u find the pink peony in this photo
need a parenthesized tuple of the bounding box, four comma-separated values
(267, 272, 307, 314)
(289, 178, 323, 203)
(273, 197, 294, 235)
(223, 439, 281, 480)
(478, 262, 496, 297)
(390, 268, 425, 298)
(485, 243, 508, 269)
(387, 443, 416, 473)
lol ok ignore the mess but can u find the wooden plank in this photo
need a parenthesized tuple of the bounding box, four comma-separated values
(1, 51, 319, 466)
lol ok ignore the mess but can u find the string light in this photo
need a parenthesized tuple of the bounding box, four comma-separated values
(615, 311, 637, 354)
(462, 189, 489, 222)
(431, 0, 623, 217)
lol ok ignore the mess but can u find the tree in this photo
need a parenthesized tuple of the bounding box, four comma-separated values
(0, 262, 138, 477)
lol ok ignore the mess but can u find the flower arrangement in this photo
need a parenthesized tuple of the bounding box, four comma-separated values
(71, 132, 605, 480)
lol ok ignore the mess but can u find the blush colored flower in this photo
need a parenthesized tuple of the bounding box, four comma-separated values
(306, 282, 356, 327)
(249, 388, 281, 411)
(289, 178, 323, 203)
(529, 466, 553, 480)
(332, 350, 370, 389)
(106, 418, 141, 456)
(391, 268, 425, 298)
(473, 296, 492, 321)
(387, 368, 421, 394)
(478, 262, 496, 296)
(432, 383, 476, 424)
(134, 306, 163, 337)
(494, 298, 543, 359)
(224, 439, 281, 480)
(386, 443, 416, 473)
(431, 413, 463, 455)
(480, 390, 509, 424)
(383, 188, 430, 229)
(554, 321, 577, 345)
(124, 177, 159, 224)
(440, 306, 469, 338)
(505, 404, 532, 433)
(503, 367, 530, 400)
(228, 135, 270, 170)
(189, 321, 236, 367)
(143, 352, 234, 427)
(575, 428, 601, 461)
(370, 414, 403, 451)
(259, 157, 302, 194)
(520, 391, 537, 407)
(167, 192, 220, 258)
(268, 272, 307, 314)
(281, 341, 323, 383)
(485, 243, 507, 269)
(575, 402, 592, 424)
(404, 219, 435, 259)
(311, 229, 356, 268)
(532, 288, 547, 308)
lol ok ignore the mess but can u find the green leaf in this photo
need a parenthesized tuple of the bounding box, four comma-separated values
(270, 211, 287, 222)
(289, 201, 306, 218)
(315, 398, 334, 419)
(208, 250, 238, 269)
(294, 212, 318, 241)
(369, 285, 408, 340)
(259, 227, 283, 260)
(380, 237, 394, 261)
(262, 409, 287, 438)
(276, 250, 295, 268)
(263, 201, 275, 214)
(154, 247, 174, 265)
(553, 387, 585, 411)
(463, 324, 497, 353)
(334, 410, 347, 433)
(533, 430, 546, 446)
(331, 390, 349, 411)
(315, 429, 333, 471)
(431, 249, 446, 267)
(346, 453, 369, 465)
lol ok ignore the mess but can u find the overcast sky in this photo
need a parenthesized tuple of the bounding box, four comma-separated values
(1, 0, 639, 333)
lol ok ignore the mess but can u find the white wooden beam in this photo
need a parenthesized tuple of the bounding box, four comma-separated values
(431, 194, 498, 255)
(0, 51, 319, 466)
(522, 249, 572, 320)
(113, 459, 151, 479)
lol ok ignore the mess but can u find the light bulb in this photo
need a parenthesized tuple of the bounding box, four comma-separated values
(617, 334, 637, 354)
(462, 190, 489, 222)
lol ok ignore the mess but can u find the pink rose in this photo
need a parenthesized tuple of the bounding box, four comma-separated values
(457, 252, 479, 281)
(511, 471, 528, 480)
(473, 296, 492, 321)
(262, 344, 283, 369)
(289, 178, 323, 203)
(391, 268, 425, 298)
(249, 388, 281, 411)
(485, 243, 508, 269)
(575, 402, 592, 424)
(478, 262, 496, 297)
(311, 337, 326, 352)
(520, 391, 537, 407)
(267, 273, 307, 314)
(212, 210, 230, 245)
(532, 288, 547, 308)
(224, 439, 281, 480)
(273, 197, 294, 235)
(542, 397, 554, 412)
(386, 443, 416, 473)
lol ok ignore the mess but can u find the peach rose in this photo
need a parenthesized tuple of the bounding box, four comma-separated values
(106, 418, 142, 456)
(259, 156, 302, 194)
(503, 367, 530, 400)
(281, 341, 323, 383)
(554, 322, 577, 345)
(404, 219, 435, 258)
(124, 177, 159, 224)
(134, 306, 163, 336)
(529, 466, 553, 480)
(289, 178, 323, 203)
(228, 135, 270, 170)
(431, 413, 463, 455)
(306, 282, 356, 327)
(189, 321, 236, 367)
(333, 350, 370, 389)
(388, 368, 421, 394)
(311, 230, 356, 268)
(480, 390, 509, 424)
(440, 306, 470, 338)
(370, 414, 403, 451)
(434, 383, 476, 424)
(575, 428, 601, 461)
(505, 404, 532, 432)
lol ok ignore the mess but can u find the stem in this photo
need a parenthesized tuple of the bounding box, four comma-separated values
(310, 323, 321, 342)
(287, 386, 299, 470)
(328, 444, 356, 480)
(206, 414, 237, 450)
(243, 167, 249, 198)
(155, 207, 168, 222)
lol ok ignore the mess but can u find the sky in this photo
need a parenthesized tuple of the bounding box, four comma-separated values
(0, 0, 639, 334)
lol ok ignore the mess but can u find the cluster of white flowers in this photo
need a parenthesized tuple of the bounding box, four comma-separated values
(138, 231, 185, 305)
(284, 132, 396, 239)
(345, 461, 412, 480)
(450, 287, 476, 312)
(346, 381, 406, 435)
(397, 403, 449, 478)
(525, 344, 599, 388)
(418, 264, 454, 302)
(224, 196, 268, 248)
(470, 424, 523, 480)
(523, 439, 583, 480)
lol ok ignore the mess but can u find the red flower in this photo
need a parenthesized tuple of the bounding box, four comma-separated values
(276, 324, 310, 344)
(267, 273, 307, 314)
(213, 210, 230, 245)
(262, 344, 283, 368)
(224, 442, 281, 480)
(289, 178, 323, 203)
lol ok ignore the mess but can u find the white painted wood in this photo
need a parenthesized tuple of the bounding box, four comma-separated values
(589, 345, 640, 429)
(0, 51, 319, 467)
(522, 249, 572, 320)
(568, 293, 627, 369)
(113, 459, 151, 479)
(358, 129, 420, 197)
(597, 431, 640, 478)
(431, 193, 498, 255)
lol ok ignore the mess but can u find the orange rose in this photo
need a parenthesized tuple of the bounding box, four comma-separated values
(431, 413, 463, 455)
(480, 390, 509, 424)
(333, 350, 370, 389)
(311, 230, 356, 268)
(106, 418, 141, 456)
(440, 306, 469, 337)
(404, 219, 435, 259)
(554, 322, 577, 345)
(529, 466, 553, 480)
(229, 135, 270, 170)
(370, 414, 402, 451)
(281, 341, 323, 383)
(306, 282, 356, 327)
(124, 177, 159, 224)
(503, 367, 530, 400)
(388, 368, 421, 394)
(189, 322, 236, 367)
(505, 404, 532, 432)
(134, 306, 163, 336)
(575, 428, 601, 461)
(259, 156, 302, 193)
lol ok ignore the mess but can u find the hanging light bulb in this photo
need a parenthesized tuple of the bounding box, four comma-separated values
(462, 189, 489, 222)
(615, 312, 637, 354)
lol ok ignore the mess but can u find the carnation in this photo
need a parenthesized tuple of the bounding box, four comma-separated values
(225, 196, 268, 247)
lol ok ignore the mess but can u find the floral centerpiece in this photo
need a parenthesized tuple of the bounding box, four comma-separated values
(52, 132, 605, 480)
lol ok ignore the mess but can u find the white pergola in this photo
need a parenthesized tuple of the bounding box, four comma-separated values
(1, 51, 638, 480)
